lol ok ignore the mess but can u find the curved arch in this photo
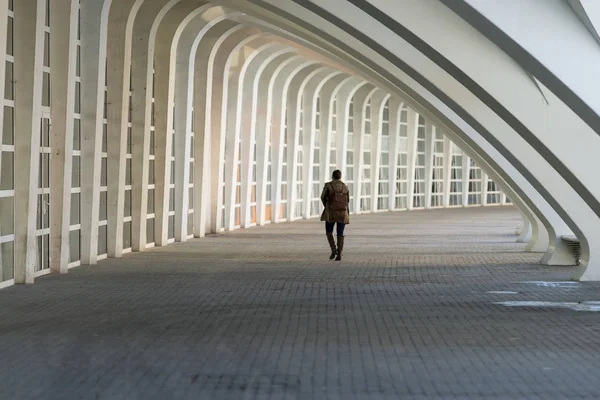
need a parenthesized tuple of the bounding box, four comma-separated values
(234, 0, 587, 275)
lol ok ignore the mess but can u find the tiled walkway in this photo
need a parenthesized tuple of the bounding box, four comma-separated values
(1, 207, 599, 399)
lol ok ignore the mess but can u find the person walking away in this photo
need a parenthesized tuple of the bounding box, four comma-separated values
(320, 170, 350, 261)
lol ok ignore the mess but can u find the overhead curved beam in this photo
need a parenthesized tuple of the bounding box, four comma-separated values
(239, 0, 588, 274)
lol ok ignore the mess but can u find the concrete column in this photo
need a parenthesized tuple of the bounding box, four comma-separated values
(104, 0, 138, 258)
(269, 58, 316, 223)
(482, 171, 489, 206)
(406, 108, 419, 211)
(369, 92, 388, 212)
(154, 2, 213, 245)
(316, 75, 346, 189)
(192, 21, 244, 236)
(129, 0, 179, 251)
(220, 31, 262, 231)
(461, 155, 471, 207)
(424, 121, 435, 209)
(0, 0, 8, 281)
(49, 0, 78, 273)
(300, 68, 337, 219)
(233, 41, 277, 229)
(13, 0, 45, 284)
(254, 53, 296, 226)
(236, 44, 292, 227)
(351, 86, 374, 214)
(387, 99, 402, 211)
(173, 6, 235, 239)
(333, 78, 366, 176)
(442, 136, 452, 207)
(285, 64, 321, 221)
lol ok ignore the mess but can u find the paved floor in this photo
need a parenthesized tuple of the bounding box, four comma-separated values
(1, 207, 600, 400)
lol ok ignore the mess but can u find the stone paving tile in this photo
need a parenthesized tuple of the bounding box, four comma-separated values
(0, 207, 599, 399)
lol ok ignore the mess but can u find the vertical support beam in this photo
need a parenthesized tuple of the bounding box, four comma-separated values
(501, 191, 507, 205)
(285, 65, 319, 221)
(442, 136, 452, 207)
(317, 77, 344, 189)
(285, 88, 299, 221)
(387, 99, 401, 211)
(80, 0, 110, 263)
(302, 69, 337, 219)
(462, 155, 471, 207)
(237, 42, 277, 228)
(49, 0, 78, 273)
(370, 93, 387, 213)
(424, 121, 434, 209)
(0, 0, 8, 280)
(405, 108, 419, 210)
(154, 3, 212, 243)
(481, 171, 489, 206)
(254, 53, 294, 226)
(352, 87, 373, 214)
(130, 1, 173, 251)
(104, 1, 137, 258)
(13, 0, 45, 283)
(192, 22, 242, 236)
(219, 31, 261, 231)
(326, 76, 366, 180)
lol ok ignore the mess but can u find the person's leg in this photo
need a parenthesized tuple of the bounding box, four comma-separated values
(325, 222, 336, 259)
(336, 223, 345, 261)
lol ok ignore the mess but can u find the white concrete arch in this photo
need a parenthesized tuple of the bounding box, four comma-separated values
(294, 0, 599, 278)
(235, 0, 562, 258)
(234, 42, 297, 228)
(238, 0, 583, 274)
(220, 32, 266, 231)
(267, 57, 320, 223)
(300, 68, 343, 218)
(284, 63, 326, 221)
(132, 0, 564, 256)
(256, 53, 308, 224)
(173, 6, 247, 240)
(128, 0, 185, 252)
(251, 51, 298, 226)
(191, 20, 242, 236)
(289, 66, 339, 219)
(313, 74, 348, 189)
(370, 92, 392, 212)
(116, 0, 568, 264)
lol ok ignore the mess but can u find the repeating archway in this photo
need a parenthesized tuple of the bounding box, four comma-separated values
(1, 0, 598, 288)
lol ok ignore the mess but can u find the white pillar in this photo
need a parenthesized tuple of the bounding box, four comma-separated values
(285, 64, 321, 221)
(424, 121, 435, 209)
(104, 0, 138, 258)
(387, 99, 402, 211)
(13, 0, 45, 284)
(220, 31, 263, 231)
(154, 2, 212, 245)
(462, 156, 471, 207)
(254, 52, 296, 226)
(49, 0, 78, 273)
(350, 86, 374, 214)
(370, 92, 389, 212)
(482, 171, 489, 206)
(129, 0, 176, 252)
(406, 108, 419, 210)
(192, 21, 242, 236)
(442, 136, 452, 207)
(301, 69, 339, 219)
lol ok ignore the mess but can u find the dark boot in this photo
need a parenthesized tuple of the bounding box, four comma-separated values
(326, 233, 336, 260)
(335, 236, 344, 261)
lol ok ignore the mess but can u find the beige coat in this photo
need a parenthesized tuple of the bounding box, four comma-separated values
(320, 179, 350, 224)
